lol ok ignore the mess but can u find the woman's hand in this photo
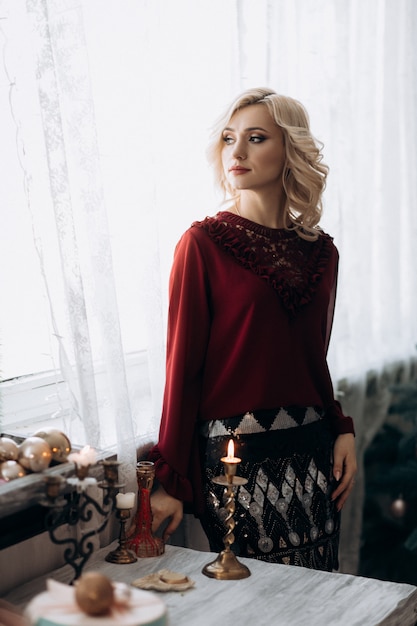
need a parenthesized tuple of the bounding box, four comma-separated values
(150, 485, 183, 542)
(331, 433, 357, 511)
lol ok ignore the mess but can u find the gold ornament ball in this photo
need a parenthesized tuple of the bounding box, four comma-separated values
(75, 572, 115, 616)
(18, 436, 52, 472)
(390, 496, 407, 518)
(33, 428, 71, 463)
(0, 460, 27, 481)
(0, 437, 19, 462)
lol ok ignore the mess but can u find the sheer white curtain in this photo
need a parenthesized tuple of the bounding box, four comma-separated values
(0, 0, 240, 490)
(236, 0, 417, 376)
(1, 0, 416, 565)
(233, 0, 417, 572)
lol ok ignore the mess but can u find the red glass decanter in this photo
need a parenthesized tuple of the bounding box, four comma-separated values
(126, 460, 164, 557)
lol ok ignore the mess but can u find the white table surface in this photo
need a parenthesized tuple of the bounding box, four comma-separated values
(3, 542, 417, 626)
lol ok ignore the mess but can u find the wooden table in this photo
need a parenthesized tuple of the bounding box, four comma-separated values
(3, 543, 417, 625)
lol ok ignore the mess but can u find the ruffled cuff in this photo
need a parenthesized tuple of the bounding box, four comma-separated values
(325, 400, 355, 436)
(147, 445, 193, 503)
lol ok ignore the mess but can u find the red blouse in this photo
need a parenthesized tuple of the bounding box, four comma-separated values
(149, 212, 354, 515)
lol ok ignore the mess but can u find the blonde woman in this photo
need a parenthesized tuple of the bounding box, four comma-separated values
(149, 88, 357, 571)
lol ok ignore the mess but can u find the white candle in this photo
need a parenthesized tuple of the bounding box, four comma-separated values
(68, 445, 97, 467)
(221, 439, 241, 464)
(116, 491, 136, 509)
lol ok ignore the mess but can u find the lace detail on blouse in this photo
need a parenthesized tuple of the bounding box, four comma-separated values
(193, 211, 334, 315)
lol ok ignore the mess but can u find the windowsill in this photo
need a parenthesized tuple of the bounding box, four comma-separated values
(0, 449, 111, 520)
(0, 446, 117, 550)
(0, 433, 156, 552)
(0, 349, 156, 516)
(0, 350, 158, 548)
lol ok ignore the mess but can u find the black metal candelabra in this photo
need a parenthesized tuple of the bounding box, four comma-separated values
(40, 460, 123, 583)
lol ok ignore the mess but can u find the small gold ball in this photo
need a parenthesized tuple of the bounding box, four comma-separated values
(33, 428, 71, 463)
(18, 436, 52, 472)
(0, 437, 19, 462)
(0, 460, 27, 481)
(75, 572, 114, 616)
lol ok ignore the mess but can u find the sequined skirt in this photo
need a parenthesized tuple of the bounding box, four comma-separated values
(199, 407, 340, 571)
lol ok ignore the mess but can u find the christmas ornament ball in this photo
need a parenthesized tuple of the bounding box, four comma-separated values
(0, 459, 27, 481)
(18, 436, 52, 472)
(75, 572, 114, 616)
(0, 437, 19, 462)
(33, 428, 71, 463)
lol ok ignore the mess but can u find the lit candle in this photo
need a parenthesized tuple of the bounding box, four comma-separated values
(221, 439, 241, 482)
(68, 445, 97, 468)
(222, 439, 241, 464)
(116, 492, 136, 509)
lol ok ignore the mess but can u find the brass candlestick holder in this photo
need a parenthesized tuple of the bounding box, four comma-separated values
(105, 507, 137, 564)
(202, 442, 251, 580)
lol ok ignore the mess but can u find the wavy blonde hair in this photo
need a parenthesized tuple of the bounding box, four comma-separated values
(206, 87, 329, 240)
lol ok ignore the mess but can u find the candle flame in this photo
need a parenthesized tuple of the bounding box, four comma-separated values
(68, 444, 97, 467)
(221, 438, 241, 467)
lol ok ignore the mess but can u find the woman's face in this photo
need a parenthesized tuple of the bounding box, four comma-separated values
(221, 104, 286, 195)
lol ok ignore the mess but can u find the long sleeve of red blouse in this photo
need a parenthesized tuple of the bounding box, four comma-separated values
(148, 229, 211, 508)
